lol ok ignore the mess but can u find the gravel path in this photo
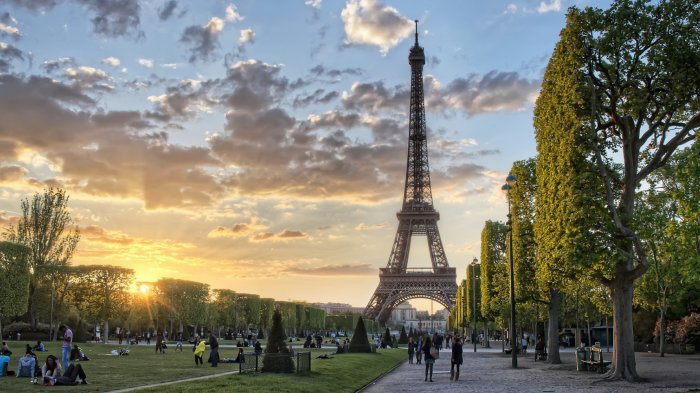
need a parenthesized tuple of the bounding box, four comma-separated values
(361, 346, 700, 393)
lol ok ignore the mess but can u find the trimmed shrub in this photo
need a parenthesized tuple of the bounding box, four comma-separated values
(262, 309, 295, 372)
(348, 316, 372, 353)
(399, 326, 408, 344)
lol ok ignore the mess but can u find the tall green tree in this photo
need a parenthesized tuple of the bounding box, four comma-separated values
(4, 188, 80, 329)
(0, 241, 30, 338)
(155, 278, 209, 334)
(70, 265, 134, 342)
(262, 308, 294, 373)
(576, 0, 700, 380)
(534, 7, 611, 364)
(479, 221, 509, 332)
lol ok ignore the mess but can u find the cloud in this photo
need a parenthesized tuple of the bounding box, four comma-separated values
(0, 74, 224, 210)
(250, 229, 309, 242)
(292, 89, 338, 108)
(0, 165, 28, 182)
(42, 57, 76, 74)
(147, 78, 218, 120)
(341, 81, 408, 113)
(0, 41, 24, 72)
(5, 0, 57, 12)
(309, 64, 363, 81)
(180, 17, 225, 63)
(225, 4, 243, 22)
(81, 224, 135, 245)
(537, 0, 562, 13)
(75, 0, 143, 39)
(65, 66, 113, 91)
(304, 0, 322, 9)
(138, 58, 153, 68)
(0, 13, 20, 39)
(354, 222, 387, 231)
(102, 56, 120, 67)
(425, 71, 540, 115)
(283, 263, 375, 276)
(158, 0, 178, 21)
(340, 0, 414, 54)
(239, 28, 255, 44)
(207, 218, 267, 239)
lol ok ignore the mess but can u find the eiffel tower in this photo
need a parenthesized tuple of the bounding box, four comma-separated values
(364, 21, 457, 324)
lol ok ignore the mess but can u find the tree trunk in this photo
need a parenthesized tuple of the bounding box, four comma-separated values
(659, 308, 666, 357)
(52, 320, 61, 342)
(547, 289, 561, 364)
(606, 282, 642, 381)
(105, 320, 110, 344)
(575, 292, 580, 348)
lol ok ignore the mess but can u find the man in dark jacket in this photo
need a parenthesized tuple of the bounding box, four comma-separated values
(208, 332, 219, 367)
(450, 337, 463, 381)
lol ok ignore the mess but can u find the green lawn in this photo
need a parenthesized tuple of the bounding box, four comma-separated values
(0, 341, 405, 392)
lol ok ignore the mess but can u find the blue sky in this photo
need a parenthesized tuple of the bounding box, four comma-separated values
(0, 0, 611, 310)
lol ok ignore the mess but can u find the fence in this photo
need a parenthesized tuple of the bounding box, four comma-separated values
(296, 352, 311, 374)
(239, 352, 259, 373)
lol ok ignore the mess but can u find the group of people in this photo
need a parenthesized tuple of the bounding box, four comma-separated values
(0, 325, 90, 386)
(192, 332, 220, 367)
(407, 333, 464, 382)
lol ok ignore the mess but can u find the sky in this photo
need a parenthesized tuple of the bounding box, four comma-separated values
(0, 0, 612, 311)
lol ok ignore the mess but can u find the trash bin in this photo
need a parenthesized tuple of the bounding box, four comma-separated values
(576, 347, 589, 371)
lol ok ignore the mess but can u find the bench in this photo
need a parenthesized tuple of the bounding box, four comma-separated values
(584, 346, 611, 373)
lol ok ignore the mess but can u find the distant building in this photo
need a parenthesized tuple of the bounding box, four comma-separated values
(389, 302, 448, 333)
(314, 302, 364, 315)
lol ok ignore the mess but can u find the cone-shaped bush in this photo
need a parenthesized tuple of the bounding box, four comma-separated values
(262, 308, 295, 372)
(399, 326, 408, 344)
(383, 327, 392, 347)
(348, 316, 372, 353)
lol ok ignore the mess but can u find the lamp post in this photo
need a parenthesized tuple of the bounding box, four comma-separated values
(502, 174, 518, 368)
(471, 257, 478, 353)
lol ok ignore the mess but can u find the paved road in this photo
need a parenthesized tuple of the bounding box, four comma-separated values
(362, 346, 700, 393)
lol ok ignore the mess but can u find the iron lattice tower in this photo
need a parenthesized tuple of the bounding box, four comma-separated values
(364, 21, 457, 324)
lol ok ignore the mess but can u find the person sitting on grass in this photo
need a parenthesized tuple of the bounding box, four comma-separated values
(43, 362, 89, 386)
(69, 344, 90, 361)
(33, 340, 45, 352)
(17, 348, 37, 381)
(1, 349, 13, 376)
(41, 355, 61, 381)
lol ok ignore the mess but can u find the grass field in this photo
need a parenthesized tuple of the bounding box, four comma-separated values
(0, 340, 405, 392)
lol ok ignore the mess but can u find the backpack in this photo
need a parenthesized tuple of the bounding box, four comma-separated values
(18, 356, 35, 377)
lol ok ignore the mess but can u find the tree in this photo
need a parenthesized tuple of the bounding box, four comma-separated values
(383, 327, 392, 348)
(537, 1, 700, 380)
(398, 326, 408, 344)
(479, 221, 509, 333)
(575, 0, 700, 380)
(262, 308, 294, 373)
(4, 188, 80, 329)
(348, 316, 372, 353)
(155, 278, 209, 334)
(70, 265, 134, 342)
(0, 241, 30, 338)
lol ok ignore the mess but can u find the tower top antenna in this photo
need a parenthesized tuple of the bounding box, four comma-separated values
(414, 20, 419, 45)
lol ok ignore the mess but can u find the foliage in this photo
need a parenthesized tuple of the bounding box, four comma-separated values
(70, 265, 134, 324)
(3, 188, 80, 328)
(262, 308, 294, 373)
(383, 327, 391, 347)
(479, 220, 508, 321)
(509, 159, 540, 302)
(348, 316, 372, 353)
(155, 278, 210, 328)
(0, 241, 30, 336)
(466, 263, 481, 324)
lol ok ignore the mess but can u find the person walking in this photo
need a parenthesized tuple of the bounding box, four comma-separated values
(422, 335, 435, 382)
(450, 337, 463, 381)
(415, 335, 423, 364)
(407, 337, 414, 364)
(155, 331, 164, 354)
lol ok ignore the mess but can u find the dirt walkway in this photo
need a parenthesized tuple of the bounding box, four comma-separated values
(361, 347, 700, 393)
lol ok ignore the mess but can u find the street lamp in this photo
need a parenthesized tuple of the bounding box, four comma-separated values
(470, 257, 479, 353)
(502, 174, 518, 369)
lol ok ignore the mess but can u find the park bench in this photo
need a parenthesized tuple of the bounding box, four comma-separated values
(583, 346, 611, 373)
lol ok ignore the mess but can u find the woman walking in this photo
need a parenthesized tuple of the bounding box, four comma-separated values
(422, 335, 435, 382)
(450, 336, 463, 381)
(415, 335, 423, 364)
(407, 337, 414, 364)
